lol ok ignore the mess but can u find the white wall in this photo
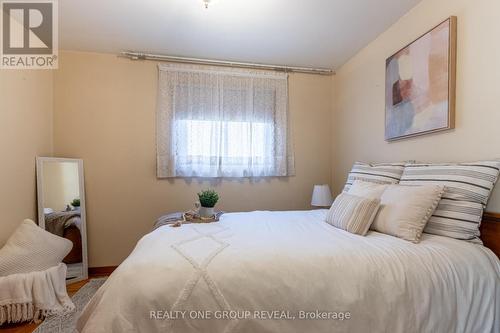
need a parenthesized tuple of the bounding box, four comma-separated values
(42, 161, 80, 212)
(0, 70, 53, 245)
(333, 0, 500, 212)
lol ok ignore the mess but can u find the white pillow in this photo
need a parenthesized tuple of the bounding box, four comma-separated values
(371, 184, 445, 243)
(326, 193, 381, 236)
(0, 219, 72, 276)
(348, 180, 388, 199)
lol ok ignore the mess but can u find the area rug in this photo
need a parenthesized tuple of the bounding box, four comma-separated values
(33, 278, 106, 333)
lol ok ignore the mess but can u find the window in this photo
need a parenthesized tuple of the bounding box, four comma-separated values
(177, 119, 271, 159)
(156, 65, 294, 178)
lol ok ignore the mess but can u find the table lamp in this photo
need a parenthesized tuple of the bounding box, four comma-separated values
(311, 184, 333, 207)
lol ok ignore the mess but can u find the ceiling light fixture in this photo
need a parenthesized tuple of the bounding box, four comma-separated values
(203, 0, 211, 9)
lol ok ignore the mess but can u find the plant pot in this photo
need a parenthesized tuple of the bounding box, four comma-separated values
(199, 206, 215, 218)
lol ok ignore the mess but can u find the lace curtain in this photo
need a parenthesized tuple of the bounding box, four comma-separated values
(156, 64, 295, 178)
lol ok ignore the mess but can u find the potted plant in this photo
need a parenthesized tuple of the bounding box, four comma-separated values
(197, 189, 219, 217)
(71, 198, 81, 210)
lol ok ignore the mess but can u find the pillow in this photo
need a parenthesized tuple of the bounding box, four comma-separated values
(400, 161, 500, 242)
(326, 193, 381, 236)
(371, 184, 445, 243)
(425, 200, 484, 242)
(343, 162, 405, 192)
(0, 219, 72, 276)
(348, 180, 388, 199)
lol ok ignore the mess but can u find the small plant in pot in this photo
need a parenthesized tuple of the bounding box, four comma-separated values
(197, 189, 219, 218)
(71, 198, 81, 210)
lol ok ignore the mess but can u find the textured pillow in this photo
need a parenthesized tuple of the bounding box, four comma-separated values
(343, 162, 405, 192)
(0, 219, 72, 276)
(326, 193, 381, 236)
(400, 161, 500, 242)
(348, 180, 388, 199)
(371, 184, 445, 243)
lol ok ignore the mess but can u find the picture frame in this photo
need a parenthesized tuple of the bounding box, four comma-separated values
(385, 16, 457, 141)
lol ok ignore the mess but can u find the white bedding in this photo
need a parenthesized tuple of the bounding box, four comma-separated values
(77, 210, 500, 333)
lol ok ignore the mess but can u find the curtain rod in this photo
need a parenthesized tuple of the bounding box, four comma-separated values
(119, 51, 335, 75)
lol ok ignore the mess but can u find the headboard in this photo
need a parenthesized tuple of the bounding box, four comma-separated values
(481, 212, 500, 258)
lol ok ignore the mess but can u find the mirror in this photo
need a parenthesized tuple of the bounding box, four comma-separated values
(36, 157, 88, 283)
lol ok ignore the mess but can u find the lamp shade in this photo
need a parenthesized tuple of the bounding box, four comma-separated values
(311, 184, 333, 207)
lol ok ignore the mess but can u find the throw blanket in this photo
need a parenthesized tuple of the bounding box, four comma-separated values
(0, 263, 75, 325)
(154, 212, 225, 230)
(45, 211, 81, 236)
(154, 212, 185, 230)
(78, 210, 500, 333)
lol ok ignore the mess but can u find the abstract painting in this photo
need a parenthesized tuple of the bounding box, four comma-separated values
(385, 17, 456, 141)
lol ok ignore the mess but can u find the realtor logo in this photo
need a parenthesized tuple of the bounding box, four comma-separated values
(1, 0, 58, 69)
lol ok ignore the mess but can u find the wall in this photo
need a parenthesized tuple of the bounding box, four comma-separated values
(0, 70, 53, 245)
(42, 161, 80, 212)
(53, 51, 333, 266)
(333, 0, 500, 212)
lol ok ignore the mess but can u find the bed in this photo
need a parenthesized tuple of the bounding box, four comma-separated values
(77, 210, 500, 333)
(45, 211, 83, 264)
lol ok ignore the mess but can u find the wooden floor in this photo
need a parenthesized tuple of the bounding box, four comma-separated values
(0, 274, 107, 333)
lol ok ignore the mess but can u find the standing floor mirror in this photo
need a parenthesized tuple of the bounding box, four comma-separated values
(36, 157, 88, 283)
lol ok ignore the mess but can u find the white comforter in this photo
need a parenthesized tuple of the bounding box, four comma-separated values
(77, 210, 500, 333)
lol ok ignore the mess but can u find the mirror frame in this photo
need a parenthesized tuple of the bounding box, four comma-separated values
(36, 157, 89, 284)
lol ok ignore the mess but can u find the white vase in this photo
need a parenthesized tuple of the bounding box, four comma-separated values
(199, 206, 215, 218)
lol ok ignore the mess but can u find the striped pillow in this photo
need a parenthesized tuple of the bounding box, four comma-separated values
(400, 161, 500, 242)
(326, 193, 381, 236)
(343, 162, 405, 192)
(425, 200, 484, 242)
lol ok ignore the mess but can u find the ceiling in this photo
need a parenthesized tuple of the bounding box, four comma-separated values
(59, 0, 422, 69)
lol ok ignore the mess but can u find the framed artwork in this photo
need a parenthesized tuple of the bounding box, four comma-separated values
(385, 16, 457, 141)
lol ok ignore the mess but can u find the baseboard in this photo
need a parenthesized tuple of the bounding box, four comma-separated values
(88, 266, 118, 276)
